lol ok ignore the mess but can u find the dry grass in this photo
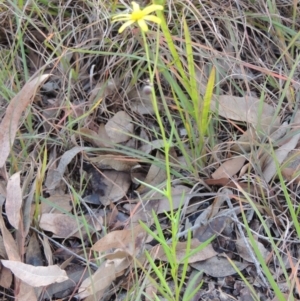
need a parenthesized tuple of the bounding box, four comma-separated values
(0, 0, 299, 300)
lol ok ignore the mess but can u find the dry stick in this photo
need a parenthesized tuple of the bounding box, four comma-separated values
(222, 188, 269, 288)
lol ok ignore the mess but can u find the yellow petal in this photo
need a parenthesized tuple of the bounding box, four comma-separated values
(112, 14, 131, 20)
(138, 19, 148, 32)
(131, 2, 140, 12)
(143, 15, 162, 24)
(142, 4, 163, 15)
(112, 15, 131, 22)
(118, 20, 135, 33)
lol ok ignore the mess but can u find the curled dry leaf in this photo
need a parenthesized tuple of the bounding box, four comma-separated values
(153, 239, 217, 263)
(39, 213, 103, 238)
(45, 266, 90, 299)
(92, 225, 145, 254)
(5, 171, 22, 229)
(45, 146, 90, 192)
(212, 156, 246, 180)
(262, 112, 300, 182)
(40, 194, 73, 214)
(236, 238, 269, 263)
(0, 235, 7, 259)
(0, 213, 21, 261)
(0, 265, 12, 289)
(190, 255, 249, 277)
(271, 295, 300, 301)
(16, 281, 38, 301)
(210, 95, 275, 128)
(77, 262, 116, 299)
(105, 249, 133, 277)
(78, 125, 115, 148)
(139, 139, 174, 154)
(145, 276, 157, 301)
(26, 233, 43, 267)
(41, 236, 53, 266)
(194, 216, 230, 242)
(193, 190, 229, 228)
(124, 185, 191, 224)
(231, 117, 281, 154)
(89, 79, 119, 103)
(86, 154, 138, 172)
(136, 151, 167, 194)
(105, 111, 133, 143)
(98, 170, 131, 205)
(281, 150, 300, 183)
(1, 260, 68, 287)
(127, 86, 158, 115)
(0, 74, 51, 168)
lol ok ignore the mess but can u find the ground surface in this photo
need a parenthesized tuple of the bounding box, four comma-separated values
(0, 0, 299, 300)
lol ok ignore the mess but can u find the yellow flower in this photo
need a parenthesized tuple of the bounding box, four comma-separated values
(112, 1, 163, 33)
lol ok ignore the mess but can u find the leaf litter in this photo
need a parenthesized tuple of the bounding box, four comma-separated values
(0, 1, 300, 301)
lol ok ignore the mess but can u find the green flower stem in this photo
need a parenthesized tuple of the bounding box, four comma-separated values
(141, 30, 173, 203)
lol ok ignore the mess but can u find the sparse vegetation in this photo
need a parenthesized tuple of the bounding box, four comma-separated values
(0, 0, 299, 300)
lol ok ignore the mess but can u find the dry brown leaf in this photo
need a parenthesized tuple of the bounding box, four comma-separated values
(193, 191, 229, 228)
(210, 95, 275, 127)
(77, 262, 116, 299)
(40, 194, 73, 214)
(230, 127, 257, 153)
(154, 185, 192, 214)
(204, 178, 269, 196)
(39, 213, 103, 238)
(128, 86, 157, 115)
(231, 117, 282, 154)
(263, 131, 300, 182)
(97, 123, 115, 147)
(26, 233, 43, 267)
(144, 276, 157, 301)
(1, 260, 68, 287)
(39, 214, 79, 238)
(0, 235, 7, 259)
(137, 152, 167, 194)
(190, 255, 249, 277)
(0, 264, 12, 288)
(78, 127, 112, 148)
(45, 146, 87, 192)
(22, 167, 35, 237)
(212, 156, 246, 179)
(153, 239, 217, 263)
(99, 170, 131, 205)
(15, 280, 38, 301)
(105, 111, 133, 143)
(86, 154, 138, 172)
(271, 295, 300, 301)
(124, 185, 192, 224)
(40, 236, 53, 265)
(236, 238, 269, 263)
(0, 213, 21, 261)
(239, 287, 256, 301)
(105, 249, 133, 277)
(281, 167, 300, 183)
(194, 216, 230, 242)
(140, 139, 173, 154)
(89, 79, 119, 103)
(92, 225, 145, 253)
(0, 74, 51, 168)
(45, 266, 90, 299)
(5, 172, 22, 229)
